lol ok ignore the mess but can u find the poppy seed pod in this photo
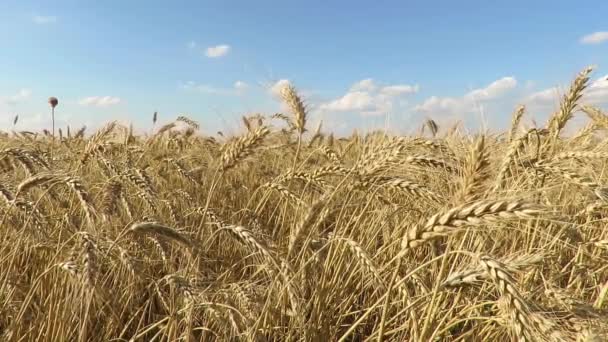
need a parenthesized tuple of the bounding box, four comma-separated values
(49, 97, 59, 108)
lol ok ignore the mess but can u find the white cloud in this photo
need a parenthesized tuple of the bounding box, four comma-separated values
(181, 81, 248, 95)
(521, 75, 608, 133)
(465, 77, 517, 101)
(523, 74, 608, 107)
(33, 15, 57, 24)
(350, 79, 377, 92)
(269, 79, 291, 98)
(321, 91, 375, 112)
(320, 79, 419, 116)
(380, 84, 420, 96)
(580, 31, 608, 45)
(205, 45, 231, 58)
(79, 96, 122, 107)
(347, 80, 419, 97)
(414, 96, 460, 114)
(586, 74, 608, 104)
(415, 76, 517, 115)
(234, 81, 248, 91)
(1, 89, 32, 105)
(525, 87, 560, 105)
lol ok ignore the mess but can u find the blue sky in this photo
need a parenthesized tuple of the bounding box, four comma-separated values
(1, 1, 607, 135)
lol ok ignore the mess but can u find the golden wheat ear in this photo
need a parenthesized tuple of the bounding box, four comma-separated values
(280, 84, 307, 135)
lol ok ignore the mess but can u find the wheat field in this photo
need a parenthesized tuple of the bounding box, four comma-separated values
(0, 66, 607, 341)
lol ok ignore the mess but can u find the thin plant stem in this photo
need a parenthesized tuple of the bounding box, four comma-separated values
(52, 107, 55, 139)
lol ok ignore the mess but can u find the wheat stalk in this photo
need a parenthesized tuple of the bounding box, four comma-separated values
(221, 126, 270, 171)
(401, 200, 541, 251)
(176, 115, 200, 130)
(479, 255, 561, 342)
(459, 136, 490, 202)
(129, 222, 192, 249)
(509, 105, 526, 142)
(546, 66, 593, 141)
(280, 85, 307, 135)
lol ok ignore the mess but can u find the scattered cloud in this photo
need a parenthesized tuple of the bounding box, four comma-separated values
(467, 77, 517, 100)
(1, 89, 32, 105)
(32, 15, 57, 24)
(586, 74, 608, 104)
(414, 96, 459, 115)
(523, 74, 608, 107)
(415, 76, 517, 116)
(380, 84, 420, 97)
(181, 80, 249, 95)
(319, 79, 419, 116)
(205, 44, 231, 58)
(234, 81, 248, 91)
(525, 87, 561, 106)
(580, 31, 608, 45)
(79, 96, 122, 107)
(320, 91, 374, 112)
(522, 76, 608, 132)
(350, 79, 377, 92)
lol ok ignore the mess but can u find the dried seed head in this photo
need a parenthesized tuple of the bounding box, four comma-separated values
(48, 97, 58, 108)
(280, 84, 307, 134)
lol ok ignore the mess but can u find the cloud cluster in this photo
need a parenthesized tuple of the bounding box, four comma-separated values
(205, 45, 231, 58)
(181, 80, 247, 95)
(525, 87, 560, 105)
(234, 81, 248, 91)
(319, 79, 419, 116)
(188, 41, 231, 58)
(414, 77, 517, 116)
(79, 96, 122, 107)
(525, 74, 608, 107)
(587, 74, 608, 103)
(580, 31, 608, 45)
